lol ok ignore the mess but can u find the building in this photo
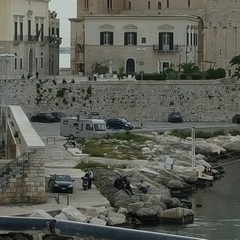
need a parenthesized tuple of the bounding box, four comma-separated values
(0, 0, 61, 79)
(70, 0, 240, 77)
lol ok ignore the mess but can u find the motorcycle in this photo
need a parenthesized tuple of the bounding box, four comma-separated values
(81, 176, 89, 190)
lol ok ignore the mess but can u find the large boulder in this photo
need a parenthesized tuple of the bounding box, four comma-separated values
(107, 212, 126, 226)
(61, 206, 87, 222)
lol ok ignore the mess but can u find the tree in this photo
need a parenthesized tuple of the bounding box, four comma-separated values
(230, 55, 240, 78)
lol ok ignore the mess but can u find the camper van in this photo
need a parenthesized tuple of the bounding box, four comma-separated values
(60, 117, 107, 139)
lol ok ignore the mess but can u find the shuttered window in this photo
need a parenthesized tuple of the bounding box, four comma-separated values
(100, 32, 113, 45)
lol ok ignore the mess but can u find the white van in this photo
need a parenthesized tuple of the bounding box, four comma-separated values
(60, 117, 107, 139)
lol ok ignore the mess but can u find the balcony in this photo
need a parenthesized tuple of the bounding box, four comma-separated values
(153, 44, 178, 53)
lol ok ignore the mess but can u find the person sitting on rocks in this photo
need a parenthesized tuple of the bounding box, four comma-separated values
(114, 176, 125, 190)
(138, 180, 150, 194)
(122, 176, 134, 195)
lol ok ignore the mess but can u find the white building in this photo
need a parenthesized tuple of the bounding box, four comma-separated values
(70, 0, 240, 77)
(83, 15, 198, 76)
(0, 0, 61, 79)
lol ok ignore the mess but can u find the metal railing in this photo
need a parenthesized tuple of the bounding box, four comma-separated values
(153, 44, 179, 52)
(0, 153, 27, 185)
(0, 216, 206, 240)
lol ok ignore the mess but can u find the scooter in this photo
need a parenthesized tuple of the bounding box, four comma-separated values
(81, 176, 89, 190)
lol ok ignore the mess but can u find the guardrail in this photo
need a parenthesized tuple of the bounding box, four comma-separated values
(0, 216, 206, 240)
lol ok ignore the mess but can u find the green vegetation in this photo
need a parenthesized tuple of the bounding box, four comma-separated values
(230, 55, 240, 78)
(170, 129, 225, 139)
(77, 131, 153, 160)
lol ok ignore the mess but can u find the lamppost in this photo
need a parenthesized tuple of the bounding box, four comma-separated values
(0, 53, 15, 156)
(137, 48, 146, 127)
(49, 36, 62, 80)
(191, 127, 196, 168)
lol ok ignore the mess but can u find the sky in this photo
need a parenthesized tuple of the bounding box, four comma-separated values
(49, 0, 77, 48)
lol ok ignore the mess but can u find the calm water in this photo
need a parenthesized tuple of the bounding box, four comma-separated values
(138, 160, 240, 240)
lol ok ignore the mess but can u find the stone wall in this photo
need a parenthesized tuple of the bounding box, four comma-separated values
(3, 78, 240, 122)
(0, 106, 46, 205)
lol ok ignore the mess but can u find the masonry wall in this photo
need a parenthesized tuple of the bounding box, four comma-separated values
(3, 78, 240, 123)
(0, 106, 46, 205)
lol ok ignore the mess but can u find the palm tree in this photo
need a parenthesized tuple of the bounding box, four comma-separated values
(230, 55, 240, 78)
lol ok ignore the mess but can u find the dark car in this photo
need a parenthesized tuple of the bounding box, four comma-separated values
(106, 118, 134, 130)
(31, 112, 57, 123)
(51, 112, 67, 122)
(168, 112, 183, 123)
(48, 174, 75, 193)
(232, 114, 240, 123)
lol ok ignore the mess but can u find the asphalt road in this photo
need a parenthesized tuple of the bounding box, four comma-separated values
(31, 121, 240, 139)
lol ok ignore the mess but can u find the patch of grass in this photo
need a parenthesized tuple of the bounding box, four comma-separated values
(229, 130, 240, 136)
(78, 132, 149, 160)
(106, 131, 152, 143)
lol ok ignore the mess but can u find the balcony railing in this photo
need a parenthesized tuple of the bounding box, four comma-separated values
(13, 35, 61, 45)
(153, 44, 178, 52)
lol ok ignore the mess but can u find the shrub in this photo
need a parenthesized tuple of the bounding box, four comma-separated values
(135, 73, 166, 80)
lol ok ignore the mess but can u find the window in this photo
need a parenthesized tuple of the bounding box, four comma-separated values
(107, 0, 113, 9)
(142, 37, 146, 44)
(186, 31, 189, 46)
(148, 1, 151, 9)
(20, 21, 23, 41)
(86, 124, 94, 131)
(158, 2, 162, 9)
(41, 23, 44, 41)
(73, 123, 78, 127)
(14, 58, 17, 70)
(84, 0, 88, 8)
(194, 33, 198, 46)
(128, 1, 131, 10)
(56, 28, 59, 37)
(124, 32, 137, 45)
(28, 19, 31, 41)
(188, 0, 191, 7)
(14, 21, 18, 41)
(100, 32, 113, 45)
(166, 0, 169, 8)
(159, 32, 173, 50)
(20, 58, 23, 70)
(41, 52, 43, 68)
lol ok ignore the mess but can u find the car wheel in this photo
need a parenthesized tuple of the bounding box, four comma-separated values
(69, 134, 75, 140)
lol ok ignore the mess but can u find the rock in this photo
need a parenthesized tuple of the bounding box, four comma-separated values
(54, 212, 69, 220)
(89, 217, 107, 225)
(29, 209, 53, 219)
(167, 179, 184, 189)
(135, 207, 157, 221)
(107, 212, 126, 226)
(61, 206, 87, 222)
(128, 202, 145, 214)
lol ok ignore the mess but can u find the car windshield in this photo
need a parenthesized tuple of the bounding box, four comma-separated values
(55, 175, 71, 181)
(46, 113, 53, 117)
(118, 118, 128, 123)
(94, 123, 107, 131)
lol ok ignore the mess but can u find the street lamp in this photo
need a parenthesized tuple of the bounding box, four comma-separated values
(191, 127, 196, 168)
(0, 53, 15, 156)
(137, 48, 146, 127)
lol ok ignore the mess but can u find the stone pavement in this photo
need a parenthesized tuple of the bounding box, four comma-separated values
(0, 134, 110, 217)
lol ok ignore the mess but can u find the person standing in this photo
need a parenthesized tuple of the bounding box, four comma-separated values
(88, 168, 94, 189)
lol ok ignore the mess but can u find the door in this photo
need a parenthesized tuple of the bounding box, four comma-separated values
(126, 58, 135, 74)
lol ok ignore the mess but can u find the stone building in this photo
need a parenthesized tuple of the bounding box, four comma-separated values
(0, 0, 61, 79)
(70, 0, 240, 77)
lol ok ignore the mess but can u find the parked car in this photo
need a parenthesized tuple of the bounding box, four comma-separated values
(232, 114, 240, 123)
(106, 118, 134, 130)
(168, 112, 183, 123)
(48, 174, 75, 193)
(31, 112, 57, 123)
(51, 112, 67, 122)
